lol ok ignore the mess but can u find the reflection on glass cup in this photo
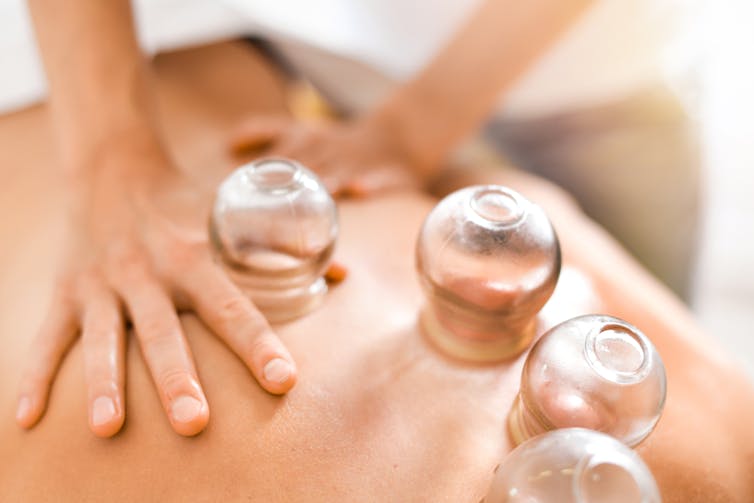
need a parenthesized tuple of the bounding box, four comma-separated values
(209, 158, 338, 322)
(508, 315, 667, 447)
(416, 185, 561, 362)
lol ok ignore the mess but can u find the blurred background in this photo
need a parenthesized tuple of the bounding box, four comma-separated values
(692, 0, 754, 378)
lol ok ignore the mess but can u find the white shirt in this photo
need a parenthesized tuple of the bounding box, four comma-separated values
(0, 0, 686, 118)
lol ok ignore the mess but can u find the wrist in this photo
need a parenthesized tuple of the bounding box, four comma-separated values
(45, 43, 163, 165)
(62, 122, 168, 177)
(364, 101, 444, 180)
(61, 125, 177, 210)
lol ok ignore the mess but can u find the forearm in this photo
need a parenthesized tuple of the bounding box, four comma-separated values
(374, 0, 592, 173)
(28, 0, 162, 173)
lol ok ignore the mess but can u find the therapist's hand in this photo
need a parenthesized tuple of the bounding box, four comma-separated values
(229, 114, 425, 197)
(16, 132, 298, 437)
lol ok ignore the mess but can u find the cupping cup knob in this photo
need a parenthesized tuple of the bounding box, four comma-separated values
(508, 315, 667, 447)
(486, 428, 661, 503)
(416, 185, 561, 362)
(209, 158, 338, 322)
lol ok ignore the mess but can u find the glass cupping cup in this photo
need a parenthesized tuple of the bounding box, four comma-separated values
(416, 185, 561, 362)
(486, 428, 661, 503)
(508, 315, 667, 447)
(209, 158, 338, 322)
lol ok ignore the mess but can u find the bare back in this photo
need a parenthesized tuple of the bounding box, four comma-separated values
(0, 42, 752, 502)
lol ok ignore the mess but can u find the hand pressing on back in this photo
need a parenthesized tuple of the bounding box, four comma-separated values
(16, 132, 298, 437)
(229, 114, 427, 197)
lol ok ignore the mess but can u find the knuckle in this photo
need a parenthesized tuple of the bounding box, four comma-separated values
(51, 278, 78, 307)
(77, 266, 101, 286)
(165, 240, 201, 268)
(76, 268, 113, 299)
(85, 361, 118, 383)
(138, 318, 176, 347)
(231, 304, 272, 340)
(82, 326, 118, 351)
(249, 332, 277, 356)
(161, 240, 206, 278)
(21, 366, 52, 389)
(216, 295, 253, 322)
(246, 313, 272, 337)
(157, 367, 194, 391)
(107, 246, 150, 284)
(113, 244, 145, 269)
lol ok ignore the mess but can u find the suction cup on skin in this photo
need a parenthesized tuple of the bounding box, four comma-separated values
(486, 428, 661, 503)
(416, 185, 561, 362)
(507, 315, 667, 447)
(209, 158, 338, 322)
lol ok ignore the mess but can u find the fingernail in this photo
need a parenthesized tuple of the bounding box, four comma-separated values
(170, 395, 203, 423)
(263, 358, 292, 384)
(16, 396, 31, 422)
(92, 396, 116, 427)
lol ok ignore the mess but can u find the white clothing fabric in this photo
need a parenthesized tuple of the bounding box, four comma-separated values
(221, 0, 683, 117)
(0, 0, 683, 118)
(0, 0, 249, 113)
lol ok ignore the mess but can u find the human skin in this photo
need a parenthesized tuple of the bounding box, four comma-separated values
(229, 0, 595, 194)
(18, 0, 297, 437)
(1, 42, 753, 502)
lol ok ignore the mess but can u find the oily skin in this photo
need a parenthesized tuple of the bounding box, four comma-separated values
(0, 42, 753, 502)
(17, 0, 298, 438)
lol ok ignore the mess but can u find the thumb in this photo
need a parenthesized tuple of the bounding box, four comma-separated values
(341, 162, 419, 198)
(229, 116, 291, 155)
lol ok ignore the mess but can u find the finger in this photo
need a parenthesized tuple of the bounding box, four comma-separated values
(311, 154, 369, 198)
(327, 172, 366, 199)
(180, 261, 297, 395)
(229, 116, 291, 154)
(280, 146, 331, 175)
(81, 286, 126, 437)
(318, 168, 348, 197)
(264, 125, 326, 165)
(16, 291, 78, 429)
(119, 273, 209, 436)
(341, 162, 418, 197)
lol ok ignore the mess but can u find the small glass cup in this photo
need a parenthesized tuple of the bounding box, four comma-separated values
(416, 185, 561, 362)
(486, 428, 661, 503)
(209, 158, 338, 322)
(508, 315, 667, 447)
